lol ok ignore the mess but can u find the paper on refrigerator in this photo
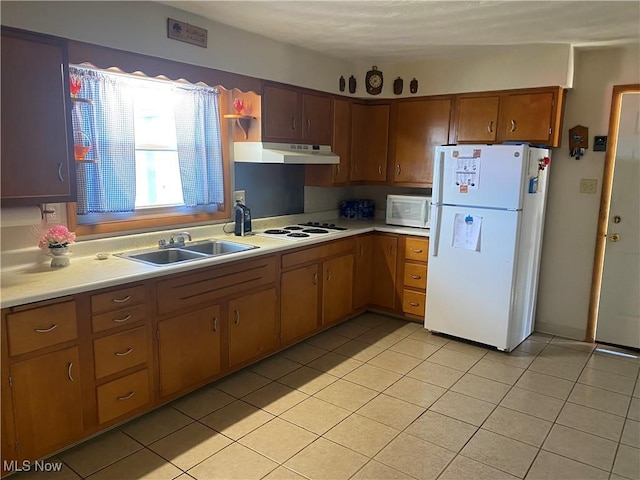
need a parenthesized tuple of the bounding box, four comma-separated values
(453, 213, 482, 251)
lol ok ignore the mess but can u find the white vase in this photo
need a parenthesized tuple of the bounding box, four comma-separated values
(49, 246, 70, 268)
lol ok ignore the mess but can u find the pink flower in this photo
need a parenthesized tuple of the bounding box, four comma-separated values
(39, 225, 76, 250)
(233, 98, 245, 114)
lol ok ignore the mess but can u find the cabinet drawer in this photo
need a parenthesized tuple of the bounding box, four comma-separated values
(403, 263, 427, 290)
(7, 301, 77, 357)
(402, 290, 426, 317)
(93, 326, 148, 379)
(405, 238, 429, 262)
(92, 304, 146, 333)
(97, 369, 150, 424)
(91, 286, 146, 314)
(282, 238, 354, 269)
(156, 256, 276, 316)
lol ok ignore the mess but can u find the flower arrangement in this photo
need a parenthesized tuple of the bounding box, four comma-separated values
(38, 225, 76, 250)
(233, 98, 246, 114)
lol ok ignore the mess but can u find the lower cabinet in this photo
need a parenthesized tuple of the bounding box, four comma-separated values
(371, 234, 399, 310)
(158, 306, 222, 398)
(281, 264, 319, 344)
(96, 369, 150, 424)
(353, 234, 373, 309)
(11, 347, 83, 461)
(401, 237, 429, 319)
(229, 288, 278, 368)
(322, 254, 354, 324)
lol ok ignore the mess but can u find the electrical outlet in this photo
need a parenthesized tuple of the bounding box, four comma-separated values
(580, 178, 598, 194)
(42, 204, 57, 222)
(233, 190, 246, 204)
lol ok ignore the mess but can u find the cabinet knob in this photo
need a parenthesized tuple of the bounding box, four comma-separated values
(57, 163, 64, 182)
(313, 272, 318, 285)
(117, 391, 135, 401)
(113, 314, 131, 324)
(112, 295, 132, 304)
(409, 302, 420, 307)
(67, 362, 74, 382)
(115, 347, 133, 357)
(411, 248, 423, 253)
(234, 310, 240, 324)
(510, 120, 517, 132)
(487, 120, 493, 133)
(307, 119, 311, 132)
(212, 317, 218, 332)
(410, 274, 421, 279)
(378, 165, 383, 175)
(396, 164, 401, 175)
(34, 324, 58, 333)
(292, 116, 296, 131)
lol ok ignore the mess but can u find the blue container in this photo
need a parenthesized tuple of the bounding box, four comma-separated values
(340, 199, 375, 220)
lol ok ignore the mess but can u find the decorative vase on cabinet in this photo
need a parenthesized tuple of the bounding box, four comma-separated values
(49, 247, 70, 268)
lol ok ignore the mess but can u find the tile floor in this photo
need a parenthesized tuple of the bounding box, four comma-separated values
(13, 312, 640, 480)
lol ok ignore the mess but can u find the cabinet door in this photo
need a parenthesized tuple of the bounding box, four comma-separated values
(262, 84, 301, 142)
(331, 98, 351, 184)
(302, 93, 332, 145)
(372, 235, 398, 310)
(11, 347, 83, 460)
(354, 235, 373, 309)
(322, 254, 354, 325)
(351, 104, 389, 182)
(158, 306, 221, 397)
(229, 288, 278, 367)
(455, 96, 500, 143)
(502, 91, 556, 143)
(1, 28, 75, 204)
(281, 264, 319, 344)
(392, 99, 451, 185)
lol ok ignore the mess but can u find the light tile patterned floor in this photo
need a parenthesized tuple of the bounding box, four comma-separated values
(14, 312, 640, 480)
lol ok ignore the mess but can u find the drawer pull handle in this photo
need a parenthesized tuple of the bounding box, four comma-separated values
(113, 314, 132, 323)
(409, 302, 420, 307)
(510, 119, 516, 132)
(411, 248, 423, 253)
(213, 317, 218, 332)
(292, 116, 296, 131)
(115, 348, 133, 357)
(313, 272, 318, 285)
(67, 362, 74, 381)
(34, 324, 58, 333)
(117, 391, 135, 401)
(234, 310, 240, 325)
(396, 164, 401, 175)
(327, 269, 332, 281)
(112, 295, 132, 303)
(307, 119, 311, 132)
(378, 165, 383, 175)
(57, 163, 64, 182)
(410, 274, 422, 279)
(487, 120, 493, 133)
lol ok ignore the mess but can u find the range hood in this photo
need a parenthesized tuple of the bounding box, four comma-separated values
(233, 142, 339, 164)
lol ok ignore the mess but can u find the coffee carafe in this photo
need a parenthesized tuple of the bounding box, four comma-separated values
(234, 200, 252, 236)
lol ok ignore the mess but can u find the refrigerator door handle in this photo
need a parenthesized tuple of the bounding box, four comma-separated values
(433, 149, 445, 207)
(431, 204, 442, 257)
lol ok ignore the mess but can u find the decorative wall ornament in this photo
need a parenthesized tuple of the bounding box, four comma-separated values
(348, 75, 357, 94)
(410, 78, 418, 94)
(569, 125, 589, 159)
(339, 76, 346, 92)
(393, 77, 403, 95)
(167, 18, 208, 48)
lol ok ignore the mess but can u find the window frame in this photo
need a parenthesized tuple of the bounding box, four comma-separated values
(65, 40, 261, 238)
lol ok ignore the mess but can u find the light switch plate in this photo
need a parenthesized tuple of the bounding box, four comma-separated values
(233, 190, 246, 204)
(580, 178, 598, 194)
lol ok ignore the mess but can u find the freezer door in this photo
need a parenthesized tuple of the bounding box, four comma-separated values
(434, 145, 528, 210)
(426, 205, 521, 350)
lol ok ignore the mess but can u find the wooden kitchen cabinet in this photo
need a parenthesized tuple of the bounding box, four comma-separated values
(351, 103, 390, 182)
(371, 234, 399, 310)
(1, 27, 75, 206)
(11, 347, 83, 461)
(281, 264, 319, 344)
(454, 95, 500, 143)
(262, 83, 332, 145)
(158, 305, 221, 397)
(389, 98, 452, 186)
(401, 237, 429, 319)
(321, 254, 354, 325)
(228, 288, 278, 368)
(305, 97, 351, 187)
(353, 235, 374, 309)
(501, 88, 564, 146)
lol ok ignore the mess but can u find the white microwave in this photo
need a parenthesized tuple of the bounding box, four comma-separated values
(385, 194, 432, 229)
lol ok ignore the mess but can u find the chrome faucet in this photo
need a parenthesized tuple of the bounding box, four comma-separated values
(169, 231, 192, 247)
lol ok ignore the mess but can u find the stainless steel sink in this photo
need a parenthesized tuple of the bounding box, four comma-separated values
(180, 240, 257, 256)
(115, 240, 258, 266)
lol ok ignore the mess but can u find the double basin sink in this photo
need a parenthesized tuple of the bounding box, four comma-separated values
(116, 240, 257, 267)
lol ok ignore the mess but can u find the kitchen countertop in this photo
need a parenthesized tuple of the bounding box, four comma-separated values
(0, 217, 429, 309)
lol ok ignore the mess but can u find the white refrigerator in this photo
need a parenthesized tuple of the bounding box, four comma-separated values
(425, 144, 551, 351)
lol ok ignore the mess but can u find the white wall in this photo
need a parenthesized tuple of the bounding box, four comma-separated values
(536, 45, 640, 339)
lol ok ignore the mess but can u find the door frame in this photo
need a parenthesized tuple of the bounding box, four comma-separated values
(586, 84, 640, 342)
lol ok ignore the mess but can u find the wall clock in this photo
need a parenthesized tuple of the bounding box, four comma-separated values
(365, 66, 383, 95)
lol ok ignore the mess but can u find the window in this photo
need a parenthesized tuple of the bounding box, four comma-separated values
(68, 66, 230, 236)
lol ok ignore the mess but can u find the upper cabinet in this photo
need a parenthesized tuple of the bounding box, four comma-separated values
(452, 87, 565, 147)
(351, 103, 390, 182)
(389, 98, 452, 186)
(305, 97, 351, 187)
(1, 27, 76, 206)
(262, 83, 332, 145)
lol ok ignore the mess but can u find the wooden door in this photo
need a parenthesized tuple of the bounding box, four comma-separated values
(322, 254, 354, 325)
(351, 104, 389, 182)
(281, 264, 319, 344)
(372, 235, 398, 310)
(1, 28, 75, 204)
(11, 347, 83, 460)
(354, 235, 373, 309)
(158, 305, 221, 397)
(332, 98, 351, 184)
(229, 288, 278, 367)
(455, 96, 500, 143)
(502, 91, 555, 143)
(392, 99, 451, 185)
(262, 84, 301, 142)
(302, 93, 332, 145)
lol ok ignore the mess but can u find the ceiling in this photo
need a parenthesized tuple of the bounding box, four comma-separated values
(160, 1, 640, 62)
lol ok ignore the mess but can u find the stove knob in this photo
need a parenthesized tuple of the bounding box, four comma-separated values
(321, 223, 329, 227)
(329, 223, 335, 227)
